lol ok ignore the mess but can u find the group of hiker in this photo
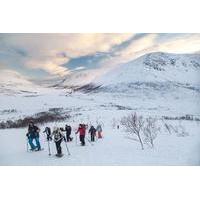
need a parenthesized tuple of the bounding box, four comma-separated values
(26, 121, 103, 157)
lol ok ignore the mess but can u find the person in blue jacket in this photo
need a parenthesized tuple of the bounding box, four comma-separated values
(26, 121, 41, 151)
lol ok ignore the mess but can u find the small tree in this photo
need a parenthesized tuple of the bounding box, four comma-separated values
(143, 117, 159, 148)
(121, 113, 145, 150)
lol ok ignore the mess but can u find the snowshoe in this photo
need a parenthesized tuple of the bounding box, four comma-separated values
(35, 148, 44, 151)
(55, 153, 64, 157)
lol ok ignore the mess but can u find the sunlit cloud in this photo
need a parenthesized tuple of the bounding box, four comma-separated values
(0, 33, 134, 76)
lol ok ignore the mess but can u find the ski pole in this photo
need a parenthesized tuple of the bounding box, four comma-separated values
(86, 137, 94, 146)
(75, 133, 78, 146)
(26, 138, 29, 152)
(64, 141, 71, 155)
(47, 139, 51, 156)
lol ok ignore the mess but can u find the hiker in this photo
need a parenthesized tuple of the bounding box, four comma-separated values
(96, 124, 103, 139)
(43, 127, 52, 141)
(88, 125, 96, 142)
(76, 124, 86, 146)
(52, 127, 66, 157)
(26, 121, 41, 151)
(65, 124, 73, 142)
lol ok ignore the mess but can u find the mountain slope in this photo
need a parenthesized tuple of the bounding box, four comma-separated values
(93, 52, 200, 93)
(0, 69, 48, 95)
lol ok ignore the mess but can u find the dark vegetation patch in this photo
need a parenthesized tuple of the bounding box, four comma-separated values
(0, 109, 17, 115)
(100, 103, 132, 110)
(162, 114, 200, 121)
(0, 108, 70, 129)
(74, 84, 102, 93)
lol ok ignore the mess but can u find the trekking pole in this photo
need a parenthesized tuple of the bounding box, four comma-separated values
(75, 133, 78, 146)
(26, 138, 29, 152)
(64, 141, 71, 155)
(47, 139, 51, 156)
(86, 137, 94, 146)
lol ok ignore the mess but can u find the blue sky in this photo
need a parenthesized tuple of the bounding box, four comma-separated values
(0, 33, 200, 79)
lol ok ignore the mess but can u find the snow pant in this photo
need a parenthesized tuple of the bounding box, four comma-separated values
(35, 137, 41, 150)
(55, 139, 62, 155)
(28, 137, 36, 150)
(91, 133, 95, 142)
(97, 131, 102, 139)
(79, 135, 85, 146)
(66, 133, 73, 142)
(47, 134, 52, 141)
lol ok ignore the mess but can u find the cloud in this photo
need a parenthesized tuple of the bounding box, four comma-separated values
(155, 34, 200, 54)
(98, 33, 200, 68)
(0, 33, 134, 76)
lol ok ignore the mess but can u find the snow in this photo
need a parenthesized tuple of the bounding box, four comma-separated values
(0, 52, 200, 165)
(0, 120, 199, 166)
(0, 69, 50, 95)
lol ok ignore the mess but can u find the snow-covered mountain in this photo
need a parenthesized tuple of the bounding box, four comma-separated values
(0, 69, 48, 95)
(1, 52, 200, 95)
(91, 52, 200, 93)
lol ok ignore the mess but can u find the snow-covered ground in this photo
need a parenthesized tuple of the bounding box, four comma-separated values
(0, 52, 199, 165)
(0, 118, 199, 166)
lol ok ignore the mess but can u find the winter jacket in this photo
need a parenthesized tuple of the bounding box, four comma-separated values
(96, 125, 102, 132)
(43, 127, 51, 136)
(52, 128, 66, 142)
(27, 125, 40, 138)
(89, 126, 96, 135)
(65, 125, 72, 135)
(76, 127, 86, 136)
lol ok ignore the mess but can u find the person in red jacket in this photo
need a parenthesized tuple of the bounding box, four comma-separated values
(76, 124, 86, 146)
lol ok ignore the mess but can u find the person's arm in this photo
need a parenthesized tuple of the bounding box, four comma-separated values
(36, 126, 40, 133)
(60, 131, 66, 142)
(75, 128, 79, 134)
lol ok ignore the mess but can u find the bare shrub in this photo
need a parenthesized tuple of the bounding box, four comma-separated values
(143, 117, 159, 148)
(162, 119, 189, 137)
(121, 113, 145, 150)
(161, 119, 173, 135)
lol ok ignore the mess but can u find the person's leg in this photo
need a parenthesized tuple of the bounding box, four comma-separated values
(98, 131, 102, 138)
(67, 133, 70, 142)
(83, 135, 85, 146)
(55, 141, 59, 154)
(35, 137, 41, 150)
(58, 140, 62, 154)
(79, 135, 83, 145)
(28, 137, 36, 150)
(69, 133, 73, 141)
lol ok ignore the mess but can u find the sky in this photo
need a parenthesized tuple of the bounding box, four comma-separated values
(0, 33, 200, 79)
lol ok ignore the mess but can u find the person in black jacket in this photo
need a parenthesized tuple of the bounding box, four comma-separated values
(65, 125, 73, 142)
(26, 121, 41, 151)
(43, 127, 52, 141)
(88, 125, 96, 142)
